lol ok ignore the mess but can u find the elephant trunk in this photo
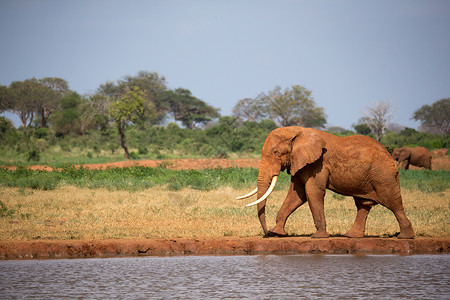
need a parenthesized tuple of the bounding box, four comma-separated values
(256, 176, 270, 235)
(235, 155, 280, 235)
(254, 160, 279, 235)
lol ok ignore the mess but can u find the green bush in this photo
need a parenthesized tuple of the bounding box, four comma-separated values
(138, 146, 149, 155)
(27, 149, 40, 162)
(129, 152, 139, 159)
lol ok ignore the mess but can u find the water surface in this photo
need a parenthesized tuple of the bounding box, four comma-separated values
(1, 254, 448, 299)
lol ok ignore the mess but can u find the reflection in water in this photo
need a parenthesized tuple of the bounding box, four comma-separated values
(1, 255, 449, 299)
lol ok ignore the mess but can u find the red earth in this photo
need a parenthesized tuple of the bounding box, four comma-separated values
(1, 156, 449, 259)
(1, 237, 449, 259)
(3, 158, 261, 172)
(3, 150, 449, 171)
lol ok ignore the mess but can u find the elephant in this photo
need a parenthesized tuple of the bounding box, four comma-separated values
(392, 147, 432, 170)
(236, 126, 415, 239)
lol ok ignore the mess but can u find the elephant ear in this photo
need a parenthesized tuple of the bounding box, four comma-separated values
(290, 131, 326, 176)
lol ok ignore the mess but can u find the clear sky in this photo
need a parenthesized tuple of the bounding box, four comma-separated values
(1, 0, 449, 130)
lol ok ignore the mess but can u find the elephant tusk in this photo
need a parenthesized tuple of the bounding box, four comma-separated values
(246, 176, 278, 207)
(235, 188, 258, 200)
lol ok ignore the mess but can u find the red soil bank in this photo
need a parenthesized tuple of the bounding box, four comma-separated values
(1, 237, 448, 260)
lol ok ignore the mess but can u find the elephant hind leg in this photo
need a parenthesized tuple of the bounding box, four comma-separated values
(392, 207, 415, 239)
(375, 185, 415, 239)
(344, 197, 376, 238)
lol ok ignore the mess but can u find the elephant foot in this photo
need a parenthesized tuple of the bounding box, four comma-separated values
(311, 231, 330, 238)
(397, 231, 415, 239)
(344, 230, 364, 238)
(266, 227, 287, 238)
(265, 231, 287, 238)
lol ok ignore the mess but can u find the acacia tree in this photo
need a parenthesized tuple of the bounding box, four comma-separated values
(165, 88, 220, 129)
(50, 92, 84, 135)
(36, 77, 70, 128)
(82, 94, 111, 132)
(232, 98, 264, 122)
(7, 79, 43, 128)
(109, 87, 146, 159)
(0, 85, 10, 113)
(413, 98, 449, 135)
(255, 85, 326, 128)
(5, 77, 69, 128)
(363, 101, 394, 141)
(99, 71, 166, 126)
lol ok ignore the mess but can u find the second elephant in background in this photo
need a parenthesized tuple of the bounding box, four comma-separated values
(392, 146, 432, 170)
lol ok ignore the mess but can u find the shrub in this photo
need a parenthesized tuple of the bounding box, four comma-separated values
(138, 146, 149, 155)
(128, 152, 139, 160)
(27, 149, 40, 162)
(214, 147, 228, 158)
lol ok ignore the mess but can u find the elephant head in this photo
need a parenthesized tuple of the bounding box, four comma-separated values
(391, 148, 404, 161)
(236, 127, 325, 235)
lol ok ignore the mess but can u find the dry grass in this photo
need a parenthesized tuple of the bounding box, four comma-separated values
(0, 186, 448, 240)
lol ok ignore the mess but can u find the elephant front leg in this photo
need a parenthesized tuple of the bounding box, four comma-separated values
(344, 197, 376, 238)
(398, 157, 410, 170)
(305, 182, 329, 238)
(268, 181, 306, 237)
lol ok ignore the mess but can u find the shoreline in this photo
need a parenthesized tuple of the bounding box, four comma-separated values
(1, 237, 448, 260)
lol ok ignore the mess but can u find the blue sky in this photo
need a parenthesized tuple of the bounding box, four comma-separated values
(1, 0, 449, 130)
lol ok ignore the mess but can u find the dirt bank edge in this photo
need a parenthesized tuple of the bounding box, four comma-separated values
(1, 237, 448, 259)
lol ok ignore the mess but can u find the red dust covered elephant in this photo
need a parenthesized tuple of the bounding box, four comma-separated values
(236, 126, 414, 239)
(392, 146, 432, 170)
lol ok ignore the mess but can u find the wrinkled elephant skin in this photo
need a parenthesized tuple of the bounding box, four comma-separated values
(392, 146, 432, 170)
(237, 126, 415, 239)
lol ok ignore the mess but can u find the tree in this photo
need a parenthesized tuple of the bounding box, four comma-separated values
(7, 79, 42, 128)
(0, 85, 10, 113)
(50, 92, 84, 135)
(256, 85, 326, 128)
(82, 94, 111, 132)
(413, 98, 450, 135)
(36, 77, 70, 128)
(5, 77, 69, 129)
(353, 123, 372, 135)
(98, 71, 166, 126)
(165, 88, 220, 129)
(232, 98, 264, 122)
(109, 87, 146, 159)
(362, 101, 394, 141)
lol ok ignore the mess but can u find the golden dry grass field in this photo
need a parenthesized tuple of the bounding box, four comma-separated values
(0, 186, 448, 241)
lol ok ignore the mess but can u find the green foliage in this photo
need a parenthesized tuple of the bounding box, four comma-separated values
(164, 88, 220, 129)
(0, 166, 59, 190)
(27, 149, 40, 162)
(253, 85, 327, 128)
(413, 98, 450, 135)
(1, 166, 445, 194)
(0, 117, 20, 147)
(354, 123, 371, 135)
(50, 92, 84, 135)
(109, 87, 146, 125)
(381, 128, 450, 150)
(399, 170, 449, 193)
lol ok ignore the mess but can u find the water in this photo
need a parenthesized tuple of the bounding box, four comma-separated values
(1, 254, 448, 299)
